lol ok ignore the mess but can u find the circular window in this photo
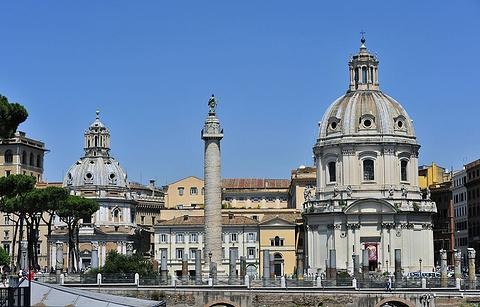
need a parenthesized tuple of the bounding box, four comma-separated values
(330, 122, 337, 129)
(89, 160, 95, 164)
(363, 119, 372, 127)
(397, 120, 403, 128)
(85, 172, 93, 179)
(109, 173, 116, 179)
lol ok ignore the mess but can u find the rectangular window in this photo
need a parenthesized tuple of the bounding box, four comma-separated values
(328, 161, 336, 182)
(5, 170, 10, 177)
(160, 234, 167, 243)
(189, 248, 197, 260)
(36, 243, 41, 255)
(176, 233, 184, 244)
(190, 187, 198, 195)
(151, 216, 156, 225)
(247, 247, 255, 259)
(247, 232, 256, 242)
(400, 160, 408, 181)
(190, 233, 198, 243)
(3, 243, 9, 255)
(178, 187, 184, 196)
(3, 230, 9, 240)
(4, 215, 9, 225)
(176, 248, 184, 260)
(222, 247, 225, 259)
(252, 215, 258, 221)
(363, 159, 375, 181)
(230, 233, 238, 242)
(140, 216, 145, 224)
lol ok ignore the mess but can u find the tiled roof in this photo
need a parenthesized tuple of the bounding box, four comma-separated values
(157, 215, 258, 226)
(222, 178, 290, 189)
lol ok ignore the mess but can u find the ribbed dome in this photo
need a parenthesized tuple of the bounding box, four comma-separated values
(63, 110, 128, 189)
(318, 90, 416, 141)
(64, 156, 128, 188)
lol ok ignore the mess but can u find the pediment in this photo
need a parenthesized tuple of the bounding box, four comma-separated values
(343, 199, 397, 214)
(260, 216, 295, 227)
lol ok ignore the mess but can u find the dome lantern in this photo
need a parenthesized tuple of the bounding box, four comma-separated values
(348, 34, 379, 92)
(84, 110, 111, 157)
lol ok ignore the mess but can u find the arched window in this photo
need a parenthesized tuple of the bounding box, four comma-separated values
(36, 155, 42, 168)
(401, 160, 408, 181)
(22, 151, 27, 164)
(362, 67, 367, 83)
(29, 153, 34, 166)
(328, 161, 336, 183)
(370, 67, 374, 83)
(4, 150, 13, 164)
(363, 159, 375, 181)
(274, 236, 280, 246)
(94, 136, 98, 147)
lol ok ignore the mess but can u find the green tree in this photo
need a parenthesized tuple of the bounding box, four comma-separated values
(0, 94, 28, 139)
(0, 175, 36, 268)
(0, 246, 10, 266)
(101, 251, 156, 277)
(56, 195, 99, 273)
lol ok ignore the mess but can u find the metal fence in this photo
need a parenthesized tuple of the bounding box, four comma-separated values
(0, 277, 30, 307)
(39, 272, 480, 291)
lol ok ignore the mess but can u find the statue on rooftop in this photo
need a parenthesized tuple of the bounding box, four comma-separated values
(208, 94, 216, 115)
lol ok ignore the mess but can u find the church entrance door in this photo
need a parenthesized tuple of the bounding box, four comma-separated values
(365, 242, 379, 271)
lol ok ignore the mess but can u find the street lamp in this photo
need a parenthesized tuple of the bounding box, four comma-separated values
(386, 259, 389, 274)
(419, 258, 423, 274)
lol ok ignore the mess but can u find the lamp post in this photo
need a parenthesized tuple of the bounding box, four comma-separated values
(386, 259, 389, 274)
(419, 258, 423, 274)
(208, 252, 212, 277)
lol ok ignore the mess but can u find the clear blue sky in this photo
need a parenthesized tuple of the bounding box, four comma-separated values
(0, 1, 479, 184)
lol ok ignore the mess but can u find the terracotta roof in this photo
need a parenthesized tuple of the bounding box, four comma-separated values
(222, 178, 290, 189)
(157, 215, 258, 226)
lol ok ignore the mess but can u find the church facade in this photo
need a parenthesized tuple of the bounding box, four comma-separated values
(303, 38, 436, 276)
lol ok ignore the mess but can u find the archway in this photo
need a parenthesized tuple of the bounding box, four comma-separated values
(205, 300, 239, 307)
(273, 253, 283, 277)
(375, 297, 414, 307)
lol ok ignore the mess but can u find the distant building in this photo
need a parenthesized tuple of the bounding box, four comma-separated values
(452, 169, 468, 266)
(158, 176, 299, 277)
(417, 163, 454, 265)
(465, 159, 480, 265)
(0, 131, 49, 268)
(155, 214, 259, 277)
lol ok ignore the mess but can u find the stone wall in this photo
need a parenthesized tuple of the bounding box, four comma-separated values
(85, 287, 480, 307)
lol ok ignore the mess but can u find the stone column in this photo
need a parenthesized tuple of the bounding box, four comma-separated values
(239, 256, 246, 278)
(201, 96, 224, 270)
(440, 249, 448, 287)
(352, 254, 359, 277)
(297, 253, 304, 280)
(126, 242, 134, 256)
(394, 249, 402, 281)
(468, 248, 476, 289)
(91, 241, 99, 269)
(160, 249, 168, 281)
(101, 242, 106, 266)
(362, 249, 369, 279)
(454, 249, 462, 280)
(329, 249, 336, 279)
(229, 248, 237, 281)
(20, 240, 28, 272)
(181, 251, 188, 279)
(263, 250, 270, 282)
(195, 249, 202, 284)
(55, 241, 64, 274)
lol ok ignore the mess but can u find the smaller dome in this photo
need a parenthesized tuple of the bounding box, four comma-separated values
(64, 156, 128, 188)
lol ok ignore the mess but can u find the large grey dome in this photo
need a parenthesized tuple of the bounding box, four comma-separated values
(63, 111, 128, 189)
(318, 91, 416, 141)
(316, 39, 417, 147)
(64, 156, 128, 188)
